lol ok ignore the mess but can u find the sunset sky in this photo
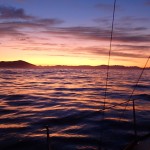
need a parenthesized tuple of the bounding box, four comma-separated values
(0, 0, 150, 67)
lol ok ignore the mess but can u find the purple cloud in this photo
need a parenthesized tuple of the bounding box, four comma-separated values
(119, 16, 149, 25)
(34, 18, 64, 26)
(42, 26, 150, 43)
(0, 25, 25, 37)
(75, 46, 149, 59)
(0, 5, 33, 19)
(1, 20, 150, 44)
(114, 44, 150, 51)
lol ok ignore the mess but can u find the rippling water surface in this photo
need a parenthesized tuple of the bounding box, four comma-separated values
(0, 69, 149, 150)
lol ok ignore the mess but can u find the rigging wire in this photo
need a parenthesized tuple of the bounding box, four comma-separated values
(74, 55, 149, 123)
(99, 0, 149, 145)
(103, 0, 117, 111)
(97, 55, 149, 119)
(123, 56, 149, 110)
(97, 57, 150, 148)
(99, 0, 117, 149)
(118, 56, 150, 135)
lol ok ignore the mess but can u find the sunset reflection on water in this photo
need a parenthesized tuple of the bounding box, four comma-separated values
(0, 69, 149, 150)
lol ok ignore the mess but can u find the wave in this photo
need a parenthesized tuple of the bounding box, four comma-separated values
(0, 69, 149, 150)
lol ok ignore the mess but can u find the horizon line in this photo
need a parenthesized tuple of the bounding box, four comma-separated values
(0, 60, 150, 69)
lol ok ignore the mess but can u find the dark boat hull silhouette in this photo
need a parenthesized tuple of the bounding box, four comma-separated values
(124, 134, 150, 150)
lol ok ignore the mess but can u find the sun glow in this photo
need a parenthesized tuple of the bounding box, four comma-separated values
(0, 1, 150, 67)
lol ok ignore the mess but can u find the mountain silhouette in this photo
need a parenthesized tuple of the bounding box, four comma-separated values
(0, 60, 149, 69)
(0, 60, 36, 68)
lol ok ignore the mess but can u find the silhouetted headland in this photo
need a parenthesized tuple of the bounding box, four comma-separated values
(0, 60, 36, 68)
(0, 60, 149, 69)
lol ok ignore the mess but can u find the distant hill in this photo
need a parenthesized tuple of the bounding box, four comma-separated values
(43, 65, 144, 70)
(0, 60, 37, 68)
(0, 60, 149, 69)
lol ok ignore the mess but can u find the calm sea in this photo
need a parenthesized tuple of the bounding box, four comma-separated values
(0, 69, 149, 150)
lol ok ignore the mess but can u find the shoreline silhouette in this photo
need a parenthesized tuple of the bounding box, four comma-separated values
(0, 60, 149, 70)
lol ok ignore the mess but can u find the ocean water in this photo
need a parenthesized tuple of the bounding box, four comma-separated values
(0, 69, 149, 150)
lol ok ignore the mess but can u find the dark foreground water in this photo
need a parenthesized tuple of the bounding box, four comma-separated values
(0, 69, 149, 150)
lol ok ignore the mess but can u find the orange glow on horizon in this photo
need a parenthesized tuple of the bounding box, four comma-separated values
(0, 27, 149, 68)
